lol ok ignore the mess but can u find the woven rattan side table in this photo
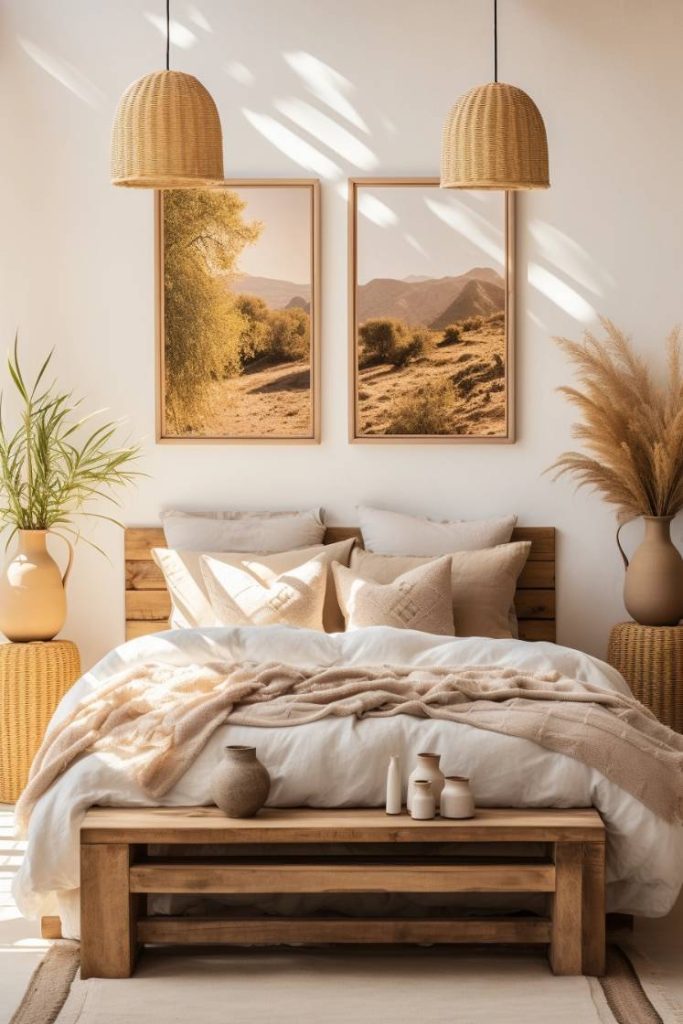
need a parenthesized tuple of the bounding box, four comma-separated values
(607, 623, 683, 732)
(0, 640, 80, 802)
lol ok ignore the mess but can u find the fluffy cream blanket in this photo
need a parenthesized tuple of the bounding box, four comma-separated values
(16, 661, 683, 834)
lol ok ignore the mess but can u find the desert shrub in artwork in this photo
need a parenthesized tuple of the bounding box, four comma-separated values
(387, 381, 456, 435)
(440, 325, 462, 347)
(266, 307, 310, 363)
(359, 318, 428, 368)
(234, 294, 271, 364)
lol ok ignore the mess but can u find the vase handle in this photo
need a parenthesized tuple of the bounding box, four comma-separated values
(51, 533, 74, 588)
(615, 521, 629, 569)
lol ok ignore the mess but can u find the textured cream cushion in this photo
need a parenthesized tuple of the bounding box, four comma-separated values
(350, 542, 531, 639)
(358, 506, 516, 555)
(201, 554, 327, 629)
(152, 538, 355, 631)
(333, 557, 455, 635)
(162, 508, 325, 552)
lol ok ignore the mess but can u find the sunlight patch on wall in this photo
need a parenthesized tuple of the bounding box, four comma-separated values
(145, 13, 197, 49)
(424, 198, 504, 265)
(528, 263, 596, 323)
(357, 194, 398, 227)
(18, 38, 104, 108)
(226, 61, 254, 86)
(529, 220, 615, 297)
(187, 5, 212, 32)
(404, 233, 428, 256)
(284, 52, 368, 133)
(275, 98, 378, 170)
(243, 110, 341, 179)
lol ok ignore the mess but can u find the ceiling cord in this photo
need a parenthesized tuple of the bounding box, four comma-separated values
(493, 0, 498, 82)
(166, 0, 170, 70)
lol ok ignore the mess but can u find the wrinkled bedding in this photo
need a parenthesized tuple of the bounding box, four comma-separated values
(13, 625, 683, 938)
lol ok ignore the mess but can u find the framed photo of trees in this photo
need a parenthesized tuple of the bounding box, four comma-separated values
(348, 179, 515, 443)
(157, 180, 320, 442)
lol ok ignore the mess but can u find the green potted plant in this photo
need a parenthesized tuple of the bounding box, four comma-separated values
(550, 318, 683, 626)
(0, 340, 141, 641)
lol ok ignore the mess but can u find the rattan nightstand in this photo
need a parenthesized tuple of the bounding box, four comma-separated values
(607, 622, 683, 732)
(0, 640, 80, 802)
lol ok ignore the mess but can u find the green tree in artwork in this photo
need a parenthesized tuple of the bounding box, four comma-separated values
(163, 190, 261, 432)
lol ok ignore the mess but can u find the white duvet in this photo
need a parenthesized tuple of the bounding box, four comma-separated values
(13, 625, 683, 938)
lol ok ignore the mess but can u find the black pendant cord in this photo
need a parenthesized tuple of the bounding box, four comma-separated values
(493, 0, 498, 82)
(165, 0, 170, 70)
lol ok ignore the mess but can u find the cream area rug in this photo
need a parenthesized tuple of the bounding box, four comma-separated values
(10, 944, 682, 1024)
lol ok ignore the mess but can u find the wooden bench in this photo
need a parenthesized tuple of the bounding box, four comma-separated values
(79, 807, 606, 979)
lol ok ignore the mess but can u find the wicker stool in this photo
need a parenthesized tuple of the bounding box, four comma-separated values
(607, 623, 683, 732)
(0, 640, 80, 802)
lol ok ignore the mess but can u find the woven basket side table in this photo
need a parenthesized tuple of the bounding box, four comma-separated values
(0, 640, 80, 802)
(607, 622, 683, 733)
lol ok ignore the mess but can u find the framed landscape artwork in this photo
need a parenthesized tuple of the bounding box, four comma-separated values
(157, 180, 320, 442)
(349, 179, 515, 443)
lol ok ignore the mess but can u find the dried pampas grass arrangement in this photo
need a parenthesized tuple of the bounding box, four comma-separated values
(549, 317, 683, 522)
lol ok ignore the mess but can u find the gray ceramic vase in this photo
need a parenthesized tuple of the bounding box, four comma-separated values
(211, 745, 271, 818)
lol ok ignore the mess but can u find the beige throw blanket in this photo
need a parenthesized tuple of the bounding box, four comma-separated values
(16, 661, 683, 834)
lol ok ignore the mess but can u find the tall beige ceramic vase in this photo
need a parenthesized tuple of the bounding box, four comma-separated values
(0, 530, 73, 641)
(617, 516, 683, 627)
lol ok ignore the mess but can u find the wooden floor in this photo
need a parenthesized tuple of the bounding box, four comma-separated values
(77, 807, 606, 980)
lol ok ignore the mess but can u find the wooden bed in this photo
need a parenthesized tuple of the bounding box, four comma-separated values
(124, 525, 556, 642)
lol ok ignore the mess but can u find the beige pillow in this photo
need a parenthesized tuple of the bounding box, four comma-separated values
(358, 506, 516, 555)
(333, 557, 455, 635)
(162, 508, 325, 552)
(152, 538, 355, 632)
(350, 542, 531, 639)
(201, 554, 326, 629)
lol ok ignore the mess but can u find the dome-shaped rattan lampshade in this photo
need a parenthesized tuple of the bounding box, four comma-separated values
(441, 82, 549, 190)
(111, 70, 224, 188)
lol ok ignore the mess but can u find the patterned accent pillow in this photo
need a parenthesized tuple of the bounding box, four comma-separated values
(332, 557, 455, 635)
(201, 554, 327, 630)
(350, 542, 531, 639)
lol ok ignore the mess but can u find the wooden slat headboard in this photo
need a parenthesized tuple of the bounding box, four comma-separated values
(124, 526, 556, 643)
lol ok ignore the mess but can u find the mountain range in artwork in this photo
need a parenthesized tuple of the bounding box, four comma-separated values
(353, 265, 508, 438)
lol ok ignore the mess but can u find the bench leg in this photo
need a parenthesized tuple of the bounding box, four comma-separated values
(582, 842, 606, 976)
(549, 842, 583, 975)
(81, 843, 137, 979)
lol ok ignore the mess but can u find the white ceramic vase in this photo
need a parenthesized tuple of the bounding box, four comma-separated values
(410, 780, 435, 820)
(440, 776, 475, 819)
(385, 755, 401, 815)
(407, 752, 444, 812)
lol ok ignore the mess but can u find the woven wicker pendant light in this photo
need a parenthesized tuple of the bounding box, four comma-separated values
(441, 0, 549, 190)
(111, 0, 223, 188)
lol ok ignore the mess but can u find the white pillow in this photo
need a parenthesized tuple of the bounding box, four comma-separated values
(162, 508, 325, 552)
(358, 506, 516, 555)
(152, 539, 355, 631)
(201, 554, 327, 630)
(332, 557, 455, 635)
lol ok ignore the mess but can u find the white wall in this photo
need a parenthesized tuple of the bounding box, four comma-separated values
(0, 0, 681, 669)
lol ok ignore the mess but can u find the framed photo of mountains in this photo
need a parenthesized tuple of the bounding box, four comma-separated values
(349, 179, 515, 443)
(157, 180, 320, 442)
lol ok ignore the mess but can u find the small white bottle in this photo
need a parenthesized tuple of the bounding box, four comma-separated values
(385, 754, 401, 815)
(410, 780, 436, 820)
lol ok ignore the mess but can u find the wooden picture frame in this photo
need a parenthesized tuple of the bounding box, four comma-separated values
(156, 179, 321, 444)
(348, 179, 515, 443)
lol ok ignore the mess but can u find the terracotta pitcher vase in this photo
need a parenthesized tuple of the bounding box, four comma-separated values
(617, 516, 683, 626)
(0, 530, 73, 641)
